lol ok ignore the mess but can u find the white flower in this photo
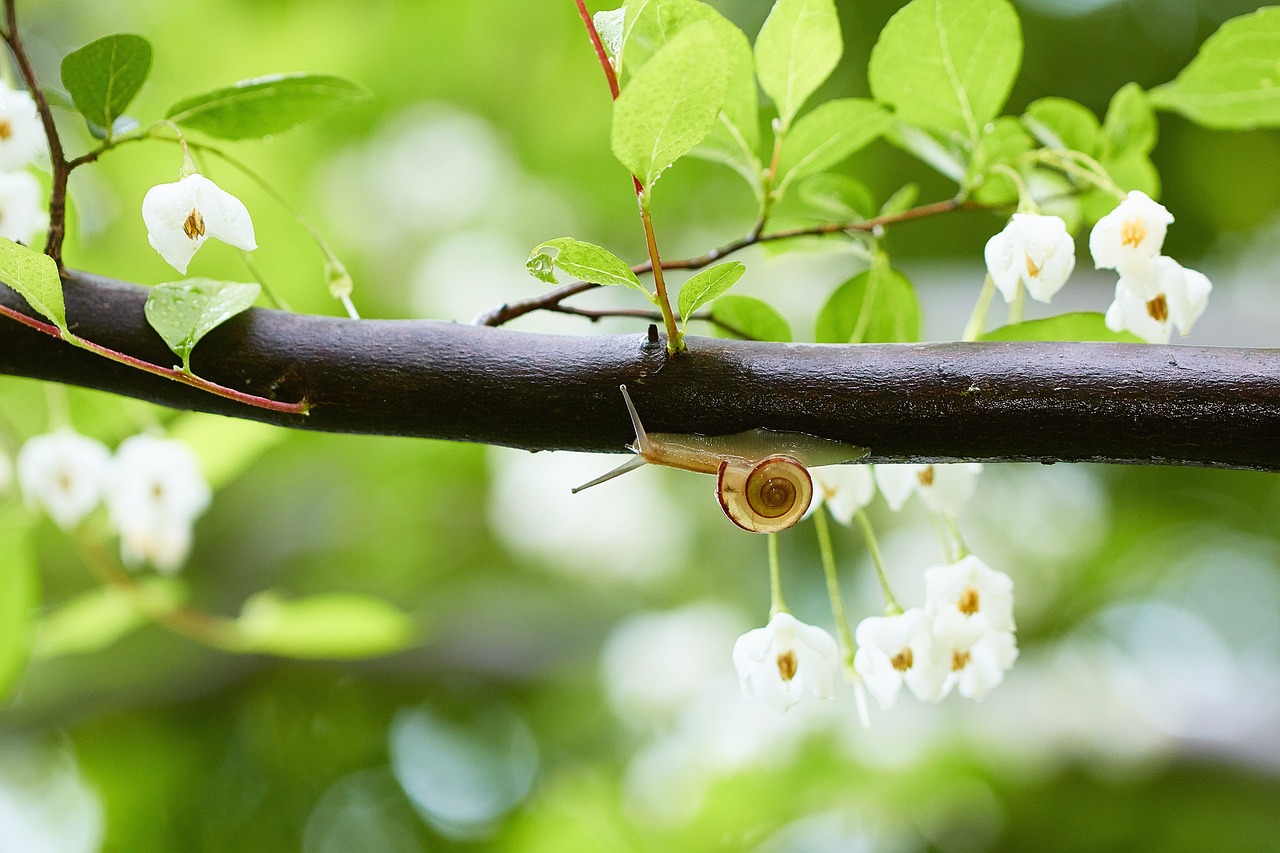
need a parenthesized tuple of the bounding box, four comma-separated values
(932, 616, 1018, 701)
(984, 213, 1076, 304)
(1104, 255, 1212, 344)
(872, 463, 982, 516)
(806, 465, 875, 524)
(853, 608, 949, 708)
(0, 83, 45, 171)
(104, 435, 210, 573)
(0, 170, 47, 245)
(16, 429, 110, 529)
(732, 612, 839, 714)
(924, 554, 1015, 634)
(1089, 190, 1173, 275)
(142, 173, 257, 274)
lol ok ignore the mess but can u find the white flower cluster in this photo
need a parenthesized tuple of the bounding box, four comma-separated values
(983, 191, 1211, 344)
(1092, 191, 1210, 343)
(0, 80, 48, 245)
(854, 555, 1018, 707)
(734, 462, 1016, 717)
(142, 172, 256, 274)
(16, 429, 210, 573)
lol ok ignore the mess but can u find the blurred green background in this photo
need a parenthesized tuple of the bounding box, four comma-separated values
(4, 0, 1280, 850)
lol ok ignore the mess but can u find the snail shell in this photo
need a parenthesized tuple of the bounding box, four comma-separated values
(572, 385, 867, 535)
(716, 455, 813, 533)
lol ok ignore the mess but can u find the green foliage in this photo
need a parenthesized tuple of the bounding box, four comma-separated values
(60, 34, 152, 135)
(166, 413, 288, 490)
(815, 262, 921, 344)
(527, 238, 645, 293)
(0, 514, 38, 701)
(799, 174, 877, 220)
(143, 279, 260, 372)
(879, 183, 920, 217)
(776, 99, 891, 196)
(677, 262, 746, 328)
(869, 0, 1022, 140)
(165, 73, 367, 140)
(711, 294, 791, 342)
(612, 21, 728, 189)
(34, 579, 185, 659)
(1082, 84, 1160, 221)
(622, 0, 760, 183)
(968, 116, 1034, 206)
(0, 237, 66, 332)
(980, 312, 1141, 342)
(236, 592, 416, 659)
(754, 0, 842, 131)
(1023, 97, 1101, 154)
(1149, 7, 1280, 129)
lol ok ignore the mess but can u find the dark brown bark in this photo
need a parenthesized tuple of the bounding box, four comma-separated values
(1, 271, 1278, 470)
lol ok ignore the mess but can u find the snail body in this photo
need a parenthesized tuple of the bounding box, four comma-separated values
(573, 385, 869, 533)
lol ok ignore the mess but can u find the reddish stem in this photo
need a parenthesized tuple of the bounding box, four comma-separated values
(0, 303, 309, 415)
(573, 0, 620, 99)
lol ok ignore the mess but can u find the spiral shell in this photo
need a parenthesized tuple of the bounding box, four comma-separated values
(716, 455, 813, 533)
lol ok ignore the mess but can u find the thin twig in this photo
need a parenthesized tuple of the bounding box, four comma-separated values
(2, 0, 70, 265)
(0, 302, 310, 415)
(477, 196, 971, 327)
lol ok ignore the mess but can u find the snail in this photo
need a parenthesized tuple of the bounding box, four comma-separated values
(573, 385, 869, 533)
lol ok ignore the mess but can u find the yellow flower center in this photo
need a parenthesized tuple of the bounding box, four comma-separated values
(0, 120, 12, 141)
(1146, 294, 1169, 323)
(776, 649, 798, 682)
(917, 465, 935, 488)
(958, 586, 980, 616)
(951, 650, 971, 671)
(183, 208, 206, 241)
(891, 648, 914, 672)
(1024, 254, 1043, 278)
(1120, 218, 1146, 248)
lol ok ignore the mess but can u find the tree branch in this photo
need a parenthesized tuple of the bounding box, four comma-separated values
(2, 271, 1279, 471)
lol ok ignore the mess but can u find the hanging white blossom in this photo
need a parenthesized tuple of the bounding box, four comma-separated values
(924, 555, 1015, 634)
(141, 173, 257, 274)
(984, 212, 1076, 304)
(0, 82, 45, 171)
(931, 616, 1018, 701)
(0, 169, 47, 245)
(732, 611, 839, 714)
(872, 463, 982, 516)
(1089, 190, 1173, 274)
(104, 434, 211, 573)
(16, 430, 111, 530)
(806, 465, 875, 524)
(1104, 256, 1212, 343)
(853, 608, 949, 709)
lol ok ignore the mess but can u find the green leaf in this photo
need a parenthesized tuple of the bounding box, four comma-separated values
(1149, 7, 1280, 129)
(979, 312, 1140, 342)
(968, 116, 1034, 206)
(710, 295, 791, 342)
(815, 263, 921, 344)
(1023, 97, 1100, 154)
(879, 183, 920, 217)
(1101, 83, 1156, 157)
(1081, 148, 1161, 224)
(888, 122, 966, 183)
(677, 262, 746, 326)
(799, 174, 877, 220)
(34, 578, 185, 659)
(0, 514, 38, 701)
(776, 99, 891, 194)
(754, 0, 842, 130)
(622, 0, 760, 175)
(612, 21, 728, 188)
(529, 238, 645, 293)
(869, 0, 1022, 140)
(237, 592, 416, 659)
(60, 34, 152, 132)
(144, 279, 260, 371)
(0, 238, 65, 331)
(166, 73, 368, 140)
